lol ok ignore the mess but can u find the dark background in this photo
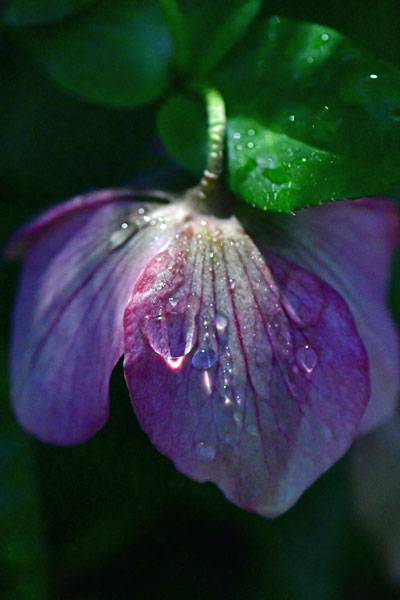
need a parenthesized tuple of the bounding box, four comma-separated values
(1, 1, 400, 598)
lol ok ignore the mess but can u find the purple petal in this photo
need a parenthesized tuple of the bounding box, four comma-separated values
(5, 187, 135, 260)
(10, 192, 189, 444)
(123, 216, 369, 516)
(257, 198, 399, 433)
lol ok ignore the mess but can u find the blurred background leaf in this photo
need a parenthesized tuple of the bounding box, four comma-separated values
(3, 0, 98, 26)
(4, 0, 173, 108)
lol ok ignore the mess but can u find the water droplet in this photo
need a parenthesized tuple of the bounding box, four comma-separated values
(168, 297, 178, 307)
(289, 115, 295, 122)
(306, 56, 314, 63)
(235, 144, 243, 151)
(228, 278, 236, 292)
(296, 345, 318, 374)
(108, 223, 137, 250)
(202, 370, 213, 395)
(246, 424, 258, 437)
(196, 441, 216, 461)
(215, 312, 228, 333)
(370, 73, 378, 79)
(248, 129, 255, 136)
(233, 412, 243, 425)
(321, 33, 329, 41)
(192, 347, 217, 370)
(247, 141, 254, 149)
(233, 132, 241, 139)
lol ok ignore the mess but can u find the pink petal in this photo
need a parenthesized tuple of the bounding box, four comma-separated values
(256, 197, 399, 433)
(10, 191, 189, 444)
(123, 215, 369, 516)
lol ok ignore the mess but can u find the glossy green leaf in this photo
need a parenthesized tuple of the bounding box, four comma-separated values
(158, 16, 400, 212)
(207, 16, 400, 211)
(3, 0, 97, 26)
(8, 0, 172, 108)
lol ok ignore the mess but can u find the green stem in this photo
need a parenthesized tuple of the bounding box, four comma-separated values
(198, 87, 226, 198)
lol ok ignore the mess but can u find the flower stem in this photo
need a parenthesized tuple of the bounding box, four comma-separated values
(198, 87, 226, 198)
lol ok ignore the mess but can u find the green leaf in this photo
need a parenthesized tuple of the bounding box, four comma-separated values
(207, 16, 400, 211)
(157, 94, 207, 175)
(8, 0, 172, 108)
(158, 16, 400, 212)
(3, 0, 97, 26)
(177, 0, 263, 74)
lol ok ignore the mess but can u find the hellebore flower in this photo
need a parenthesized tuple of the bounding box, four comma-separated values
(7, 90, 399, 517)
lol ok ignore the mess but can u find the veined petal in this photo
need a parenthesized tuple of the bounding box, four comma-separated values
(10, 191, 189, 444)
(123, 216, 369, 516)
(257, 198, 399, 433)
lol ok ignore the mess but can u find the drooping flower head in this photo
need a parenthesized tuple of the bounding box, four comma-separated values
(7, 89, 399, 517)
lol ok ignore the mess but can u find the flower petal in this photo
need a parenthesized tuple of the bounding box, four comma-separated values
(257, 198, 399, 433)
(123, 216, 369, 516)
(10, 191, 189, 444)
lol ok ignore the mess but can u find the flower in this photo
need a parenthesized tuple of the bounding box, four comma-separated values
(6, 185, 399, 517)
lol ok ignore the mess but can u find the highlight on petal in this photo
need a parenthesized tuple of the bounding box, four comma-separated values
(257, 197, 399, 434)
(123, 215, 369, 516)
(10, 192, 190, 444)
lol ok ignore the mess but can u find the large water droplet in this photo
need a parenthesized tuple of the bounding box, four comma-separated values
(296, 345, 318, 374)
(215, 312, 228, 333)
(192, 347, 217, 370)
(195, 441, 216, 461)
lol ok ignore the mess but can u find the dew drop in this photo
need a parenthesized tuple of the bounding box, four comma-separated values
(196, 441, 216, 461)
(248, 129, 255, 136)
(321, 33, 329, 41)
(192, 347, 217, 370)
(108, 223, 137, 250)
(228, 278, 236, 292)
(296, 345, 318, 374)
(215, 312, 228, 333)
(246, 424, 258, 437)
(289, 115, 295, 122)
(168, 297, 178, 307)
(233, 411, 243, 425)
(247, 141, 254, 149)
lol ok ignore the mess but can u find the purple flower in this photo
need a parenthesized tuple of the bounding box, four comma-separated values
(7, 186, 399, 516)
